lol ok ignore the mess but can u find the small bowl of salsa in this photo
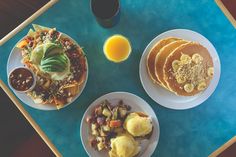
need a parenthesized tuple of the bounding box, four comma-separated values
(8, 67, 36, 92)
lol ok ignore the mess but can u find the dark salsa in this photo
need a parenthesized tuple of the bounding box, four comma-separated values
(9, 68, 34, 92)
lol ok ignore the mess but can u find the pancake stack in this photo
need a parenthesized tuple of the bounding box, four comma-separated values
(146, 37, 214, 96)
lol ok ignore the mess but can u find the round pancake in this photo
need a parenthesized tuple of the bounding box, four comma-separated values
(146, 37, 180, 84)
(155, 40, 189, 89)
(163, 42, 214, 96)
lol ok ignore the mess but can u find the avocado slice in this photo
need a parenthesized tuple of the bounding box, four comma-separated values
(41, 55, 67, 68)
(30, 42, 63, 65)
(30, 44, 44, 65)
(43, 43, 64, 58)
(40, 53, 69, 73)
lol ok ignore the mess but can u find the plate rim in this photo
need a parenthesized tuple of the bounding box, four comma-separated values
(80, 91, 160, 157)
(6, 32, 89, 110)
(139, 28, 221, 110)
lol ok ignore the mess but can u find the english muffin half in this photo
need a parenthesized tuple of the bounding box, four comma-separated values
(155, 40, 189, 89)
(146, 37, 180, 84)
(163, 42, 214, 96)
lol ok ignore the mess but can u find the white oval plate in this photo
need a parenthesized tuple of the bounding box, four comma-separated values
(7, 33, 88, 110)
(80, 92, 160, 157)
(140, 29, 221, 110)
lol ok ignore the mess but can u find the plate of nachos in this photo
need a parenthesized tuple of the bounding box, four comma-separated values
(7, 24, 88, 110)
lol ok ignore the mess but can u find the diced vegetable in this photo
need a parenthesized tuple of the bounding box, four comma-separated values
(92, 129, 99, 136)
(119, 107, 127, 118)
(96, 117, 105, 125)
(112, 107, 118, 120)
(97, 142, 104, 151)
(102, 108, 111, 117)
(109, 120, 122, 128)
(96, 137, 103, 142)
(102, 125, 110, 132)
(91, 123, 97, 130)
(88, 100, 132, 152)
(99, 129, 107, 137)
(17, 40, 28, 48)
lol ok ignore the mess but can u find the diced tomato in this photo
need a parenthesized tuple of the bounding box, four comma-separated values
(109, 120, 122, 128)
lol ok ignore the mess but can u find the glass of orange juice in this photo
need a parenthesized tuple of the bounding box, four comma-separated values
(103, 35, 131, 63)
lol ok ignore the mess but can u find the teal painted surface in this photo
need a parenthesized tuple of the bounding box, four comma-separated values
(0, 0, 236, 156)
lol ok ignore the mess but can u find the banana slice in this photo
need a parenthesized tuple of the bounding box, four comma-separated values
(176, 76, 186, 84)
(197, 82, 207, 91)
(192, 53, 203, 64)
(172, 60, 180, 72)
(207, 67, 214, 77)
(184, 83, 194, 93)
(180, 54, 191, 64)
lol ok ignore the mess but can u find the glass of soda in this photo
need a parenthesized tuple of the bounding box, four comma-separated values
(90, 0, 120, 28)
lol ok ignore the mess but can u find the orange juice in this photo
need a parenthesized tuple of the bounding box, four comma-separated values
(103, 35, 131, 62)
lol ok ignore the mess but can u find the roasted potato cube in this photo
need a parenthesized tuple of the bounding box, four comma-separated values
(97, 141, 104, 151)
(102, 125, 111, 132)
(91, 124, 98, 136)
(102, 108, 111, 117)
(119, 107, 127, 118)
(99, 129, 107, 137)
(92, 129, 99, 136)
(96, 137, 103, 142)
(91, 123, 98, 130)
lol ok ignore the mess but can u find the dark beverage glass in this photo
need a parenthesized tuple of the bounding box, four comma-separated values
(90, 0, 120, 28)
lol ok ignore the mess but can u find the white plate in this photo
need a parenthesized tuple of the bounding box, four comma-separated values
(80, 92, 160, 157)
(7, 33, 88, 110)
(139, 29, 221, 110)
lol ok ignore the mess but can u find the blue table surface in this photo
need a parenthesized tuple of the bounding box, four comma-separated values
(1, 0, 236, 156)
